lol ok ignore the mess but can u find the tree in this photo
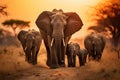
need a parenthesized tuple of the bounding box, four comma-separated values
(0, 5, 7, 38)
(88, 0, 120, 58)
(0, 5, 7, 16)
(2, 19, 30, 36)
(88, 1, 120, 47)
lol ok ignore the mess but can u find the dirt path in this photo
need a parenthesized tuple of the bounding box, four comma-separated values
(0, 46, 120, 80)
(1, 63, 120, 80)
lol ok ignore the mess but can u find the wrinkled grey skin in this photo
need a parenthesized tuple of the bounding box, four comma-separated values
(66, 42, 80, 67)
(36, 9, 83, 69)
(17, 29, 42, 65)
(84, 32, 106, 61)
(78, 48, 88, 66)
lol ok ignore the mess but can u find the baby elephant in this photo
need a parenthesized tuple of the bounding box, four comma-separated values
(77, 48, 88, 66)
(66, 42, 88, 67)
(66, 42, 79, 67)
(17, 29, 42, 65)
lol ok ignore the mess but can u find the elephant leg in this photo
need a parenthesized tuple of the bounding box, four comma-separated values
(41, 31, 51, 67)
(50, 45, 59, 69)
(24, 52, 28, 61)
(31, 49, 35, 65)
(58, 46, 65, 67)
(78, 55, 84, 66)
(72, 55, 76, 67)
(45, 45, 51, 66)
(88, 54, 91, 61)
(25, 48, 29, 62)
(96, 52, 102, 61)
(88, 52, 93, 61)
(35, 48, 39, 64)
(25, 48, 31, 63)
(22, 44, 26, 52)
(60, 36, 71, 67)
(31, 47, 36, 65)
(78, 55, 81, 66)
(67, 54, 72, 67)
(21, 44, 27, 61)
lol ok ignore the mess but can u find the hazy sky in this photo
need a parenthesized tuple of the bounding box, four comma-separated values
(0, 0, 103, 38)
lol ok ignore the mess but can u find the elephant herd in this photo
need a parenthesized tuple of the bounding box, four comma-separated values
(17, 9, 106, 69)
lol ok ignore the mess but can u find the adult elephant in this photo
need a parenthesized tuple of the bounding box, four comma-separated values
(84, 32, 106, 61)
(36, 9, 83, 69)
(17, 29, 42, 65)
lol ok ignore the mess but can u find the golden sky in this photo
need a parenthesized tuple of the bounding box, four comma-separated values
(0, 0, 104, 38)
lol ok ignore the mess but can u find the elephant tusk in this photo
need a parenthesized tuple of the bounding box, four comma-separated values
(62, 38, 65, 46)
(51, 38, 54, 47)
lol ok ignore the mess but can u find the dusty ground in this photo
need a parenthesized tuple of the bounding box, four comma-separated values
(0, 42, 120, 80)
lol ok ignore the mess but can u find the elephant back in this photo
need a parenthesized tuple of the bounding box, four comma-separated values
(66, 42, 80, 56)
(92, 33, 106, 52)
(84, 33, 105, 50)
(32, 31, 42, 46)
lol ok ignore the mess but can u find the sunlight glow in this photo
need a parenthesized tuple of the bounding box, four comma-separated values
(0, 0, 103, 37)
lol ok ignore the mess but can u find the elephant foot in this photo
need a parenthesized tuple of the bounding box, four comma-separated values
(28, 60, 31, 63)
(32, 61, 37, 65)
(59, 64, 65, 67)
(68, 64, 72, 67)
(59, 60, 65, 67)
(32, 63, 37, 65)
(50, 65, 60, 69)
(96, 58, 101, 62)
(72, 65, 76, 67)
(80, 63, 85, 66)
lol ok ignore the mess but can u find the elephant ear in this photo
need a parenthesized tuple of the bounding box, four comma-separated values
(35, 11, 53, 35)
(64, 12, 83, 37)
(17, 30, 27, 41)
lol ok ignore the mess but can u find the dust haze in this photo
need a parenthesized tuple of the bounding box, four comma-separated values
(0, 36, 120, 80)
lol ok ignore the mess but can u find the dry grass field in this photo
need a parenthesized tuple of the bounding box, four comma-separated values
(0, 39, 120, 80)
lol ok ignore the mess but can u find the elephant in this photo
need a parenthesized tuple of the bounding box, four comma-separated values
(84, 32, 106, 61)
(17, 29, 42, 65)
(78, 48, 88, 66)
(66, 42, 80, 67)
(66, 42, 88, 67)
(35, 9, 83, 69)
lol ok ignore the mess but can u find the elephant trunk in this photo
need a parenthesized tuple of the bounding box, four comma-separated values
(55, 35, 62, 63)
(51, 31, 65, 64)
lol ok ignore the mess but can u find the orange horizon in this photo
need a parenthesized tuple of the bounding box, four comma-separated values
(0, 0, 106, 38)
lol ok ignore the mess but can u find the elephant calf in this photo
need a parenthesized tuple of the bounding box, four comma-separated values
(66, 42, 87, 67)
(66, 42, 79, 67)
(77, 48, 88, 66)
(84, 32, 106, 61)
(17, 29, 42, 65)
